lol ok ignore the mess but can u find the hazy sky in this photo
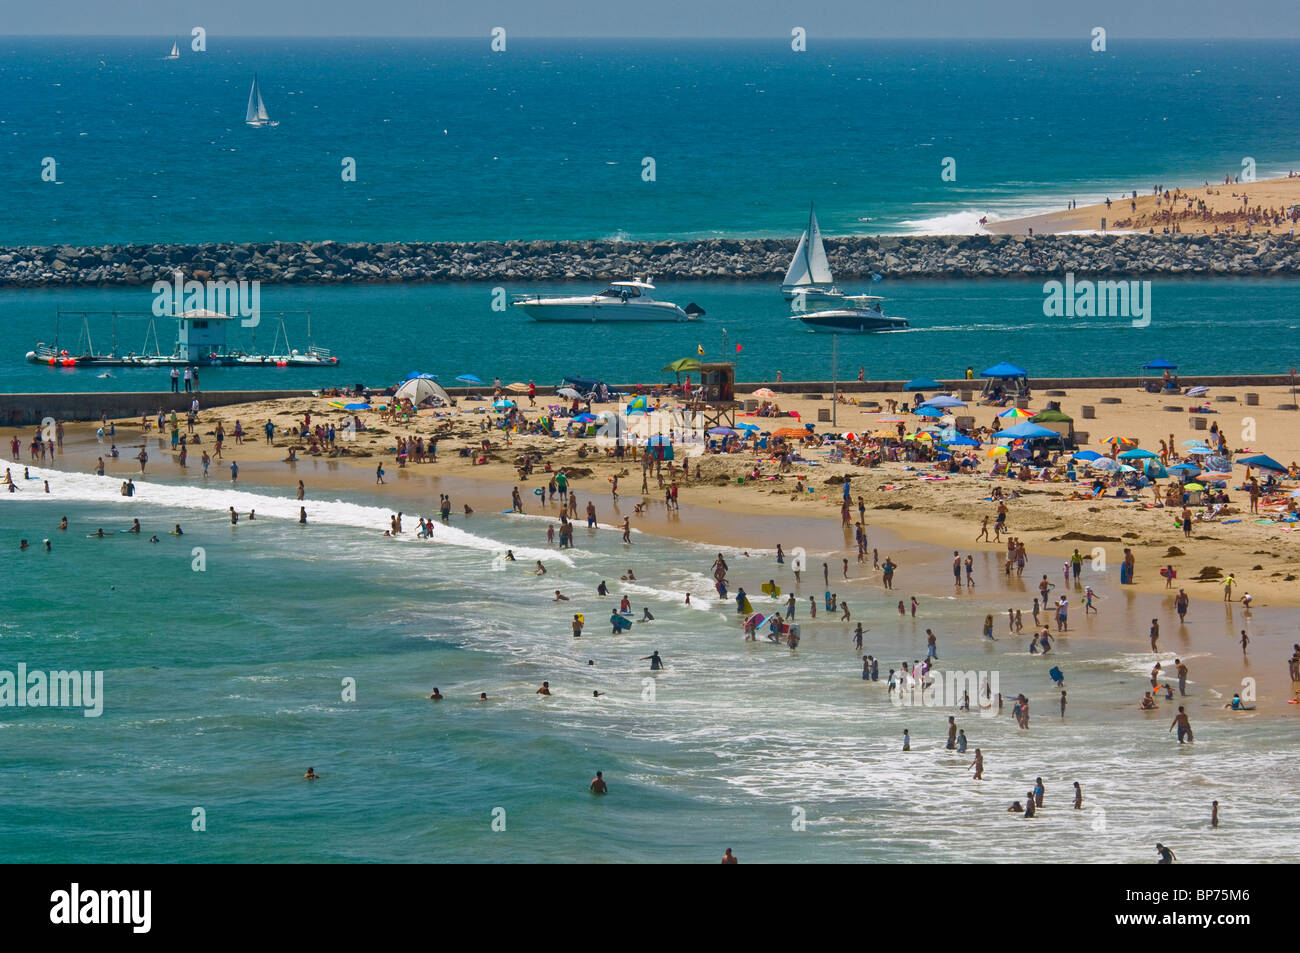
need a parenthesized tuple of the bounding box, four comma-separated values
(3, 0, 1297, 38)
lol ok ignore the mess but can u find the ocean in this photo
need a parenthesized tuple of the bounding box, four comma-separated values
(3, 36, 1299, 865)
(4, 278, 1299, 393)
(3, 37, 1300, 245)
(1, 465, 1294, 862)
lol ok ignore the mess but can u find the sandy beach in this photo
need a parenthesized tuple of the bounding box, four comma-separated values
(987, 174, 1300, 236)
(25, 380, 1299, 609)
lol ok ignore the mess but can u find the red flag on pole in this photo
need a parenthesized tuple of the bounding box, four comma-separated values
(736, 343, 742, 353)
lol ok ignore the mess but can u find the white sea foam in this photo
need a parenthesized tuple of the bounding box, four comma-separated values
(1, 464, 572, 566)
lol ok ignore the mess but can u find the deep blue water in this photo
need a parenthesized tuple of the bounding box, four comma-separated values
(2, 37, 1299, 244)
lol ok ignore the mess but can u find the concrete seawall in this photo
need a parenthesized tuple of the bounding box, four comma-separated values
(3, 374, 1295, 426)
(3, 233, 1300, 287)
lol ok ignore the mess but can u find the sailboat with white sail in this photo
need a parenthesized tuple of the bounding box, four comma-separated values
(245, 74, 279, 127)
(165, 41, 180, 60)
(781, 204, 845, 303)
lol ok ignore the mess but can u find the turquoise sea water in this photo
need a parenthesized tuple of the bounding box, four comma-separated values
(0, 465, 1295, 862)
(5, 277, 1300, 393)
(3, 37, 1300, 245)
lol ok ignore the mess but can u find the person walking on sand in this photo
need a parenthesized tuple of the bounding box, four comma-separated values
(376, 463, 385, 484)
(1149, 619, 1160, 652)
(1239, 629, 1249, 655)
(1223, 572, 1235, 601)
(976, 516, 989, 541)
(1175, 588, 1189, 622)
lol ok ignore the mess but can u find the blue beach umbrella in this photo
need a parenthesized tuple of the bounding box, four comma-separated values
(707, 427, 737, 436)
(980, 362, 1028, 378)
(1117, 448, 1158, 460)
(903, 377, 943, 391)
(456, 374, 483, 384)
(735, 422, 760, 432)
(1167, 462, 1201, 473)
(996, 422, 1057, 440)
(1236, 454, 1287, 473)
(946, 434, 980, 446)
(1185, 447, 1215, 456)
(405, 371, 436, 380)
(921, 395, 966, 408)
(915, 406, 945, 418)
(573, 412, 597, 423)
(493, 399, 516, 409)
(1071, 450, 1102, 461)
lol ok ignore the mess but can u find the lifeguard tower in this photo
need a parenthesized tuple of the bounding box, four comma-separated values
(176, 309, 235, 362)
(689, 362, 737, 430)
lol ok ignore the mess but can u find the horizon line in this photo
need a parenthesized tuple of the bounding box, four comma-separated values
(4, 33, 1300, 41)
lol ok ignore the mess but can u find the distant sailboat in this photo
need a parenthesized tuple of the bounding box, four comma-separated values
(245, 74, 279, 127)
(782, 204, 844, 303)
(165, 41, 180, 60)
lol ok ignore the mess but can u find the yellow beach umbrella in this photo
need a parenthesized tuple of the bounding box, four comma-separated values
(987, 446, 1009, 456)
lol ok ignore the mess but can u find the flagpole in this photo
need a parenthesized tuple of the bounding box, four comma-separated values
(832, 333, 838, 428)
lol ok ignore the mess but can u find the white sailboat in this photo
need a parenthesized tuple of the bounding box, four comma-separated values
(245, 74, 279, 127)
(165, 41, 180, 60)
(782, 204, 844, 303)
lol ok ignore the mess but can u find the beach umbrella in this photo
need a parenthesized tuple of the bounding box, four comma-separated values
(1185, 385, 1209, 397)
(915, 406, 944, 418)
(1237, 454, 1287, 473)
(946, 434, 980, 447)
(1118, 448, 1158, 460)
(1181, 440, 1209, 447)
(1205, 456, 1232, 472)
(574, 413, 597, 423)
(1088, 457, 1123, 471)
(987, 446, 1009, 457)
(506, 382, 529, 393)
(1185, 447, 1215, 456)
(735, 422, 760, 432)
(707, 427, 737, 437)
(980, 362, 1028, 378)
(876, 415, 905, 422)
(1071, 450, 1101, 461)
(1183, 483, 1205, 491)
(996, 422, 1057, 440)
(455, 374, 483, 384)
(404, 371, 437, 380)
(1103, 435, 1138, 449)
(1140, 358, 1178, 371)
(1167, 463, 1201, 473)
(662, 357, 702, 374)
(772, 427, 810, 438)
(903, 377, 942, 391)
(842, 431, 859, 441)
(493, 399, 516, 409)
(998, 407, 1033, 418)
(556, 387, 582, 400)
(752, 387, 778, 399)
(921, 395, 965, 408)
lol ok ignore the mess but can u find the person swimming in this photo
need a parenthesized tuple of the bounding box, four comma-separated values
(128, 519, 141, 534)
(641, 607, 655, 622)
(304, 767, 320, 780)
(173, 524, 183, 535)
(428, 687, 443, 700)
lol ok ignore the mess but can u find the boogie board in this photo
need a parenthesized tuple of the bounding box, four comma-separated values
(761, 582, 781, 597)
